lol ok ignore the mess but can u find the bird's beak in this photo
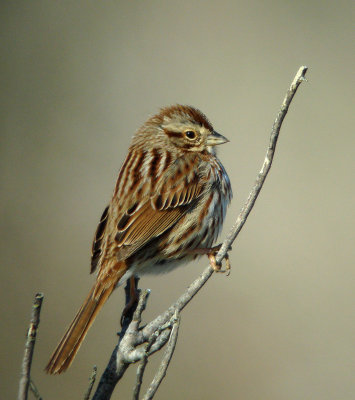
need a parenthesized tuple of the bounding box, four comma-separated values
(206, 131, 229, 146)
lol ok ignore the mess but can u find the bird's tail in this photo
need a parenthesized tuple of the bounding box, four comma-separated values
(45, 272, 124, 374)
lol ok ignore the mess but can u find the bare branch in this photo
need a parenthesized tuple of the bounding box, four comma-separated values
(18, 293, 44, 400)
(217, 66, 308, 259)
(147, 329, 171, 356)
(29, 379, 43, 400)
(133, 308, 181, 399)
(132, 327, 157, 400)
(90, 66, 308, 400)
(83, 365, 97, 400)
(142, 313, 180, 400)
(132, 356, 148, 400)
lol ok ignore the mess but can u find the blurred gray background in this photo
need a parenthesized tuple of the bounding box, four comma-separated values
(1, 1, 354, 399)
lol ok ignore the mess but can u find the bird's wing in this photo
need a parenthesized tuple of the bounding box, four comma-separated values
(90, 150, 207, 273)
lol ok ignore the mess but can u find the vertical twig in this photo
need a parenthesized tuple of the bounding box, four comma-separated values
(18, 293, 44, 400)
(132, 354, 149, 400)
(84, 365, 97, 400)
(132, 321, 163, 400)
(142, 315, 180, 400)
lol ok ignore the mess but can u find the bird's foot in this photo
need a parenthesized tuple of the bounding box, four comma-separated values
(208, 251, 231, 276)
(189, 244, 232, 276)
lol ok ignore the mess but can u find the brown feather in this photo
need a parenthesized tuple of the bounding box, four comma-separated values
(106, 152, 205, 263)
(91, 205, 109, 273)
(45, 262, 126, 374)
(114, 202, 192, 261)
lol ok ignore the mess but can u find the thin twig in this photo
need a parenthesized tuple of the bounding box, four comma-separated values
(132, 356, 148, 400)
(83, 365, 97, 400)
(18, 293, 44, 400)
(142, 314, 180, 400)
(132, 321, 160, 400)
(90, 66, 308, 400)
(147, 329, 171, 356)
(217, 66, 308, 260)
(133, 310, 180, 399)
(29, 379, 43, 400)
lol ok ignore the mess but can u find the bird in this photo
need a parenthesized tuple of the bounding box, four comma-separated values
(45, 104, 232, 374)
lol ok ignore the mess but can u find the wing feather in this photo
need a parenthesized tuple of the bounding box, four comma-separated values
(91, 150, 206, 272)
(115, 204, 189, 261)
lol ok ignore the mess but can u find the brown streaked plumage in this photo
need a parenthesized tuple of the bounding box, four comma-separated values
(46, 105, 232, 374)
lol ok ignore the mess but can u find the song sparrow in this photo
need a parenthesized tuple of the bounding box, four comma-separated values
(46, 105, 232, 374)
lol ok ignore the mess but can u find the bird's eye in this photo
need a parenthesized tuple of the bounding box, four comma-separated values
(184, 130, 196, 140)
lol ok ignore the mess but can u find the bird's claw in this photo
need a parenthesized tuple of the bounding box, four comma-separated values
(208, 251, 231, 276)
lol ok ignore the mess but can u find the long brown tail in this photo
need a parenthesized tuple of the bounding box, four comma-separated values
(45, 277, 121, 374)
